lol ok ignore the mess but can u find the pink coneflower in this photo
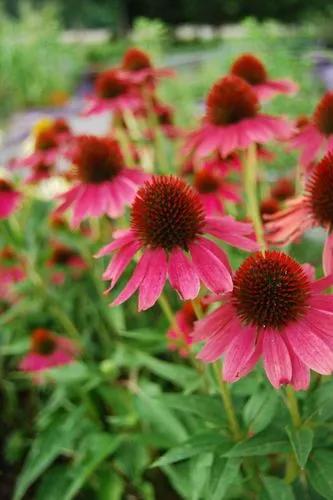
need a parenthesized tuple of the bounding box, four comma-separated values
(120, 47, 174, 86)
(25, 160, 54, 184)
(265, 153, 333, 274)
(193, 166, 240, 215)
(290, 92, 333, 168)
(146, 101, 182, 140)
(0, 180, 21, 219)
(260, 197, 280, 219)
(55, 135, 147, 227)
(13, 118, 72, 169)
(48, 243, 87, 285)
(84, 69, 141, 115)
(167, 301, 207, 357)
(230, 53, 298, 102)
(19, 328, 78, 374)
(193, 251, 333, 389)
(97, 175, 258, 310)
(185, 75, 292, 160)
(270, 177, 295, 202)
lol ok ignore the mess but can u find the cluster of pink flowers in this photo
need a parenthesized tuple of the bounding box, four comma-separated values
(4, 47, 333, 392)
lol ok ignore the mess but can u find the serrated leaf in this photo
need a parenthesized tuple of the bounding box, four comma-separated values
(63, 433, 122, 500)
(262, 475, 295, 500)
(152, 432, 231, 467)
(211, 458, 241, 500)
(308, 449, 333, 500)
(286, 426, 313, 468)
(224, 431, 291, 457)
(157, 393, 226, 425)
(14, 409, 85, 500)
(244, 388, 279, 434)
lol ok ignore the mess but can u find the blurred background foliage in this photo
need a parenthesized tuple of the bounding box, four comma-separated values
(1, 0, 332, 27)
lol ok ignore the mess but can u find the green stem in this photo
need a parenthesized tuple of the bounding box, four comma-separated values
(285, 385, 302, 427)
(213, 362, 242, 441)
(243, 143, 266, 252)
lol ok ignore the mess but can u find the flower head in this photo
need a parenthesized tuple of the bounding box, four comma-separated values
(0, 179, 21, 219)
(270, 177, 295, 202)
(19, 328, 78, 375)
(84, 69, 141, 115)
(266, 153, 333, 275)
(55, 135, 147, 227)
(194, 251, 333, 389)
(97, 175, 258, 310)
(290, 92, 333, 168)
(193, 166, 240, 215)
(167, 301, 207, 357)
(119, 47, 174, 85)
(185, 75, 292, 160)
(231, 53, 298, 101)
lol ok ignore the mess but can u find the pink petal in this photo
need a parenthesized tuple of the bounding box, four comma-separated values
(168, 247, 200, 300)
(189, 240, 233, 293)
(262, 330, 292, 388)
(197, 315, 241, 362)
(192, 301, 234, 342)
(287, 345, 310, 390)
(323, 232, 333, 276)
(96, 230, 136, 257)
(112, 250, 151, 306)
(195, 237, 232, 273)
(223, 326, 257, 382)
(285, 321, 333, 375)
(103, 240, 141, 288)
(138, 248, 168, 311)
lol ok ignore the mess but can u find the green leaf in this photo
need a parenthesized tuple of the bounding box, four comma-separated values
(45, 362, 95, 385)
(35, 466, 71, 500)
(97, 470, 124, 500)
(210, 458, 241, 500)
(224, 431, 291, 457)
(308, 449, 333, 500)
(136, 391, 188, 447)
(14, 409, 85, 500)
(137, 353, 197, 388)
(157, 393, 226, 425)
(286, 426, 313, 468)
(190, 453, 213, 500)
(262, 475, 295, 500)
(244, 388, 279, 434)
(63, 433, 122, 500)
(152, 432, 231, 467)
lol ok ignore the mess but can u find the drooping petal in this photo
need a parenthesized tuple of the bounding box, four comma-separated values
(223, 326, 257, 382)
(285, 321, 333, 375)
(189, 240, 233, 293)
(262, 330, 292, 388)
(96, 230, 137, 257)
(168, 247, 200, 300)
(112, 250, 151, 306)
(138, 248, 168, 311)
(323, 232, 333, 276)
(192, 301, 234, 342)
(103, 240, 141, 288)
(197, 315, 240, 363)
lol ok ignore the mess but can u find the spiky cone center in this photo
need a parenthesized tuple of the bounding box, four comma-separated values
(231, 53, 267, 85)
(306, 153, 333, 228)
(131, 176, 205, 251)
(206, 75, 259, 126)
(72, 136, 124, 184)
(260, 197, 280, 217)
(95, 70, 130, 99)
(122, 48, 152, 71)
(232, 251, 310, 330)
(314, 92, 333, 136)
(32, 328, 57, 355)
